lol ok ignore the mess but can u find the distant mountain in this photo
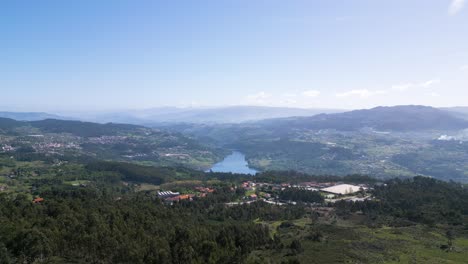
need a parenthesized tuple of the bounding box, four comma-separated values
(442, 107, 468, 120)
(29, 119, 147, 137)
(0, 111, 68, 121)
(260, 105, 468, 131)
(4, 105, 466, 135)
(62, 106, 344, 124)
(0, 117, 23, 131)
(0, 117, 147, 137)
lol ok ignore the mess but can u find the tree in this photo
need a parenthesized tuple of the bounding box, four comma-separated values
(446, 229, 455, 251)
(289, 239, 303, 255)
(0, 242, 11, 264)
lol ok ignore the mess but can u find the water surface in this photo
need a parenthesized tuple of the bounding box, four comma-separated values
(208, 151, 258, 175)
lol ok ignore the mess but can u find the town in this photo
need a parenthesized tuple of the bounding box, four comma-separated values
(156, 179, 373, 206)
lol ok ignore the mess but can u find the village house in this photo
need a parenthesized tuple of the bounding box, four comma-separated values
(241, 181, 256, 190)
(33, 197, 44, 204)
(248, 194, 257, 200)
(195, 187, 215, 193)
(163, 194, 195, 204)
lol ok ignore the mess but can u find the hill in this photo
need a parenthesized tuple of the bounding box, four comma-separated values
(442, 107, 468, 120)
(0, 117, 24, 134)
(0, 117, 147, 137)
(29, 119, 147, 137)
(59, 106, 344, 124)
(0, 117, 225, 170)
(260, 105, 468, 132)
(0, 111, 67, 121)
(159, 106, 468, 182)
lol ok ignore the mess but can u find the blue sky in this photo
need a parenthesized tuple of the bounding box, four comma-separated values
(1, 0, 467, 111)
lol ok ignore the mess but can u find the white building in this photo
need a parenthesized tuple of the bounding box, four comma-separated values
(157, 191, 180, 198)
(321, 184, 365, 195)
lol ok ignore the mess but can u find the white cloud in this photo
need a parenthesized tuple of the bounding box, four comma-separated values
(280, 98, 298, 105)
(428, 92, 441, 97)
(336, 89, 386, 98)
(282, 93, 297, 98)
(420, 79, 441, 88)
(461, 65, 468, 71)
(244, 91, 272, 105)
(449, 0, 466, 15)
(391, 83, 414, 91)
(391, 79, 440, 91)
(302, 90, 321, 97)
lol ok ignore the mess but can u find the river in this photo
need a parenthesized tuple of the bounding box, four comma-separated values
(207, 151, 258, 175)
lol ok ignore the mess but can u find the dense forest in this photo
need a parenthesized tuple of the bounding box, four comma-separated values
(0, 185, 301, 263)
(1, 164, 468, 263)
(339, 177, 468, 226)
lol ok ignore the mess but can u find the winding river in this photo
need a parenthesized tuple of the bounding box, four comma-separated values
(208, 151, 258, 175)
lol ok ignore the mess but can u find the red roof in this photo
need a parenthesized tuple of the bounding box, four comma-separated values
(165, 196, 180, 202)
(165, 194, 195, 202)
(33, 197, 44, 203)
(179, 195, 190, 200)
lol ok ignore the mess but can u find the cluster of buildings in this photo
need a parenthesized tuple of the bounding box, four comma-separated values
(194, 187, 215, 197)
(241, 181, 256, 190)
(122, 153, 148, 159)
(157, 186, 216, 203)
(1, 145, 15, 152)
(155, 180, 371, 206)
(34, 142, 80, 150)
(239, 180, 370, 204)
(157, 191, 192, 203)
(88, 136, 128, 144)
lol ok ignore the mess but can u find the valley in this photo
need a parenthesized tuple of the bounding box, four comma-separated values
(0, 118, 226, 171)
(3, 106, 468, 183)
(1, 106, 468, 263)
(4, 1, 468, 262)
(160, 106, 468, 182)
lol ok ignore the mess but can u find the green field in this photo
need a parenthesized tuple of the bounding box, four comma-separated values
(248, 217, 468, 264)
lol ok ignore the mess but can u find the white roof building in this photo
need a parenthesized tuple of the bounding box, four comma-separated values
(321, 184, 364, 195)
(157, 191, 180, 198)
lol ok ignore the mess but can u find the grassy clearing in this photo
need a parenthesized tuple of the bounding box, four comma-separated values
(137, 183, 160, 191)
(245, 189, 256, 196)
(159, 180, 203, 191)
(249, 218, 468, 264)
(64, 180, 91, 186)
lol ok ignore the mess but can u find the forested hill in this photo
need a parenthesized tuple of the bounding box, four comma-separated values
(258, 105, 468, 132)
(0, 117, 226, 170)
(0, 117, 147, 137)
(0, 118, 23, 131)
(29, 119, 147, 137)
(155, 106, 468, 182)
(0, 111, 65, 121)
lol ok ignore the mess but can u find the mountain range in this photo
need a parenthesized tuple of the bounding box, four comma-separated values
(2, 105, 468, 181)
(58, 106, 344, 124)
(259, 105, 468, 132)
(0, 111, 67, 121)
(1, 105, 468, 132)
(0, 117, 146, 137)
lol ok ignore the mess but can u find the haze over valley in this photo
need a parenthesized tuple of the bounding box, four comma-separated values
(2, 1, 468, 263)
(2, 105, 468, 183)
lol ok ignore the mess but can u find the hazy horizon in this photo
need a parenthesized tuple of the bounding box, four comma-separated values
(2, 104, 468, 115)
(2, 1, 468, 111)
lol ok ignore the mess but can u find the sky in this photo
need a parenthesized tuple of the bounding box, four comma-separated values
(1, 0, 468, 111)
